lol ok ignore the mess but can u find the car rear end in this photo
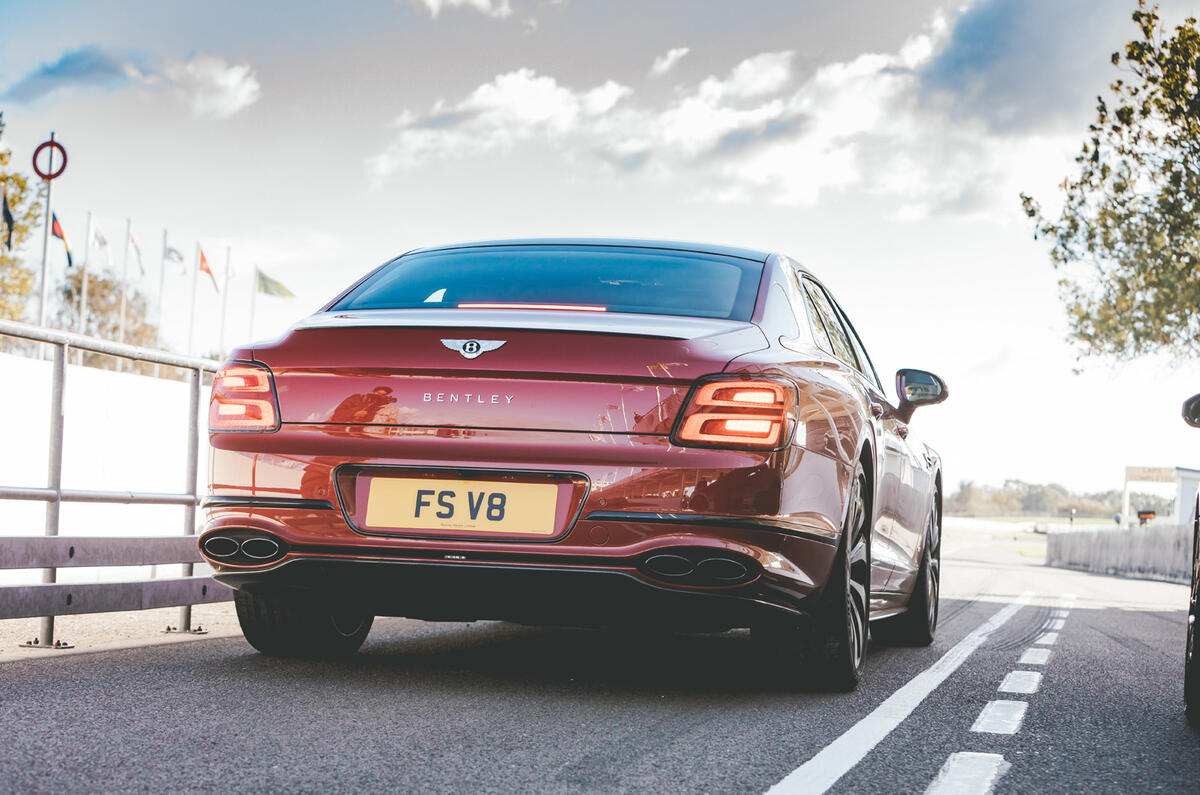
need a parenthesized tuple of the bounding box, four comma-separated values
(200, 242, 844, 634)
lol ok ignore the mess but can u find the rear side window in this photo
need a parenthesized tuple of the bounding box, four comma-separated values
(802, 278, 859, 368)
(332, 246, 765, 321)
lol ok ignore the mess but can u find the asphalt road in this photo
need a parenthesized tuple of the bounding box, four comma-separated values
(0, 527, 1196, 793)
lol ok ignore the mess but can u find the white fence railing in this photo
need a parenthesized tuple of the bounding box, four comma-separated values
(0, 319, 229, 649)
(1046, 523, 1194, 583)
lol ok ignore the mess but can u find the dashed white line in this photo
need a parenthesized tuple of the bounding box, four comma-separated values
(1033, 632, 1059, 646)
(925, 752, 1011, 795)
(1048, 619, 1065, 630)
(971, 700, 1028, 734)
(1019, 648, 1051, 665)
(766, 592, 1034, 795)
(1052, 609, 1070, 619)
(998, 670, 1042, 694)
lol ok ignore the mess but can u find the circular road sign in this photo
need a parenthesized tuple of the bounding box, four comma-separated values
(32, 139, 68, 181)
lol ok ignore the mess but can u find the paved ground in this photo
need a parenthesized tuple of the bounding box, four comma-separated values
(0, 524, 1195, 793)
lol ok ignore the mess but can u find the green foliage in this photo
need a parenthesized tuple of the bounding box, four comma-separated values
(1021, 2, 1200, 359)
(0, 111, 42, 321)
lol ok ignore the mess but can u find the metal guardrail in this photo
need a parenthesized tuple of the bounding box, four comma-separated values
(0, 318, 227, 648)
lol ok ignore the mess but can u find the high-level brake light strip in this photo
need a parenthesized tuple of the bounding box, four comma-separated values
(457, 303, 607, 312)
(766, 591, 1034, 795)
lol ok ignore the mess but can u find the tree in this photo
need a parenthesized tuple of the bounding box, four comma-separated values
(0, 111, 42, 321)
(54, 269, 164, 376)
(1021, 2, 1200, 359)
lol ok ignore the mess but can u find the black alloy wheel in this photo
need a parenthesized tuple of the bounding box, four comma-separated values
(1187, 610, 1199, 727)
(1187, 594, 1200, 727)
(809, 466, 871, 691)
(750, 465, 870, 690)
(876, 501, 940, 647)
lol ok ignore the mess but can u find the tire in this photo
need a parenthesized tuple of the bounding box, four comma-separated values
(807, 466, 871, 691)
(234, 590, 373, 658)
(876, 502, 940, 647)
(1187, 602, 1200, 727)
(751, 466, 870, 691)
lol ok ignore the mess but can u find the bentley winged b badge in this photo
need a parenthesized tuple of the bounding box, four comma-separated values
(441, 339, 506, 360)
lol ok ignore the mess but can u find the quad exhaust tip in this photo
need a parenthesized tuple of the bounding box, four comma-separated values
(202, 536, 240, 558)
(640, 548, 757, 586)
(201, 532, 286, 565)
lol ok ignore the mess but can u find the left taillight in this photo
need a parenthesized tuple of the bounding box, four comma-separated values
(671, 375, 798, 451)
(208, 362, 280, 432)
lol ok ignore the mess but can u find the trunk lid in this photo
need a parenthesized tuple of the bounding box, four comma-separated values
(252, 309, 768, 434)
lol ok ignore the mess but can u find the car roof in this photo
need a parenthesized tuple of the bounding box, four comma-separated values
(403, 238, 773, 264)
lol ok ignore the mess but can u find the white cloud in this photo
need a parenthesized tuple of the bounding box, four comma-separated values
(164, 55, 261, 119)
(368, 69, 631, 178)
(367, 15, 1069, 217)
(650, 47, 690, 77)
(411, 0, 513, 18)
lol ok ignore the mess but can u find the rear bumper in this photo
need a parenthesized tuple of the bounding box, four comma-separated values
(204, 426, 848, 628)
(213, 551, 824, 630)
(202, 506, 839, 629)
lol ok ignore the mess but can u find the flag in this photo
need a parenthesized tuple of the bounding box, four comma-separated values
(163, 236, 186, 275)
(256, 267, 295, 297)
(92, 222, 112, 267)
(1, 188, 13, 251)
(129, 231, 144, 276)
(199, 248, 219, 292)
(51, 212, 73, 268)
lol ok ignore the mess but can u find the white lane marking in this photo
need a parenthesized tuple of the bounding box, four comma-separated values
(766, 592, 1033, 795)
(1019, 648, 1051, 665)
(1052, 609, 1070, 619)
(971, 700, 1028, 734)
(925, 752, 1011, 795)
(1048, 619, 1065, 630)
(998, 670, 1042, 694)
(1033, 632, 1059, 646)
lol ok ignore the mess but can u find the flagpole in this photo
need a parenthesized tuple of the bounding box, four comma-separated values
(248, 265, 258, 342)
(187, 242, 200, 356)
(218, 245, 231, 358)
(118, 217, 131, 345)
(157, 229, 168, 352)
(36, 133, 58, 328)
(79, 212, 92, 336)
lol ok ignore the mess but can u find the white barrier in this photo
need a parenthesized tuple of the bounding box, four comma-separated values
(1046, 523, 1194, 583)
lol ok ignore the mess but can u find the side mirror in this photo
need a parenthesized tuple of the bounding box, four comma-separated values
(1184, 393, 1200, 427)
(895, 368, 948, 423)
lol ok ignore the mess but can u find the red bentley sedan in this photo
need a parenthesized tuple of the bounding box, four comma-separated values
(200, 239, 947, 690)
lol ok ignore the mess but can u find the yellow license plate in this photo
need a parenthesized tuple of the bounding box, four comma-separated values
(364, 477, 559, 534)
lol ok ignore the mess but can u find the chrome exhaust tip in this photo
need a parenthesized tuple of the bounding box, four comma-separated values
(240, 537, 282, 560)
(202, 536, 241, 558)
(642, 553, 695, 578)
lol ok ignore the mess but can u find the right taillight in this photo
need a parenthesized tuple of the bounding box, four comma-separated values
(208, 362, 280, 432)
(671, 376, 798, 450)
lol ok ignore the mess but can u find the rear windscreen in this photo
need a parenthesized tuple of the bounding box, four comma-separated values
(330, 246, 765, 321)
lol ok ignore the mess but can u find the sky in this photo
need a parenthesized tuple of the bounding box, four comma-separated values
(0, 0, 1197, 494)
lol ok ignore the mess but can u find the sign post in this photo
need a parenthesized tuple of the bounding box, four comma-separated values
(32, 133, 68, 327)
